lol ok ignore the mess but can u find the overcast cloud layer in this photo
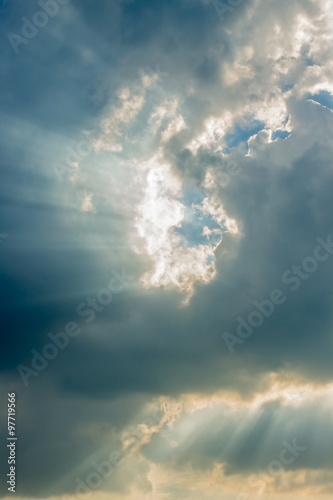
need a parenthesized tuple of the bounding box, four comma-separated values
(1, 0, 333, 499)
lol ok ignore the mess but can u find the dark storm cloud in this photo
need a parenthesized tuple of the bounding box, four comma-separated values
(0, 0, 241, 374)
(0, 375, 152, 497)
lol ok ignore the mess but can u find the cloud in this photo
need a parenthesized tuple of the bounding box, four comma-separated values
(1, 0, 333, 498)
(80, 192, 96, 213)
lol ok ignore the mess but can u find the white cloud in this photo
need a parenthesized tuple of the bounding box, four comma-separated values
(131, 154, 231, 296)
(79, 192, 96, 213)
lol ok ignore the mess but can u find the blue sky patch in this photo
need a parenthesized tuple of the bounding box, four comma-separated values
(271, 130, 291, 140)
(308, 90, 333, 111)
(175, 188, 223, 246)
(224, 119, 265, 152)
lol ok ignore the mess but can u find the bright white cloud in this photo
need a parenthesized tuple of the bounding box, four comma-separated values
(131, 154, 235, 296)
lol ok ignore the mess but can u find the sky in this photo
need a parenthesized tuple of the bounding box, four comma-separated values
(1, 0, 333, 499)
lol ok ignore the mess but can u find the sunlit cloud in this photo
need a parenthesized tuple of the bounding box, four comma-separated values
(131, 154, 235, 296)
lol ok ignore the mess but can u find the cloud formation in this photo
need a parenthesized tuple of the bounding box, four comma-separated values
(1, 0, 333, 498)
